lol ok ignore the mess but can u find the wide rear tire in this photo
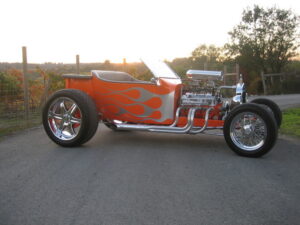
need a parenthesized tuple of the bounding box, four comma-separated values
(42, 89, 99, 147)
(224, 103, 278, 157)
(251, 98, 282, 127)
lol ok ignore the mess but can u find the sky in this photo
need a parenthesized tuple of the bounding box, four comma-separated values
(0, 0, 299, 63)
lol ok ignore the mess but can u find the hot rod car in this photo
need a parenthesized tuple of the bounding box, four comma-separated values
(42, 59, 282, 157)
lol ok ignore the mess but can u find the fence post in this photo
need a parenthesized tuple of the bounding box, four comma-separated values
(261, 71, 267, 95)
(204, 62, 208, 70)
(223, 65, 227, 85)
(76, 54, 80, 74)
(22, 46, 29, 121)
(270, 75, 274, 85)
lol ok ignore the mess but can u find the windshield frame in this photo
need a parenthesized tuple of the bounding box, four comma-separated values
(142, 58, 180, 79)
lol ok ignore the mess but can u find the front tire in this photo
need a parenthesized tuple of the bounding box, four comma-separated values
(42, 89, 99, 147)
(223, 103, 278, 157)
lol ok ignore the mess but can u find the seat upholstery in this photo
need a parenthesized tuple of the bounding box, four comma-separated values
(92, 70, 146, 83)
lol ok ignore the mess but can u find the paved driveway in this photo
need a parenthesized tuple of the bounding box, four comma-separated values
(0, 95, 299, 225)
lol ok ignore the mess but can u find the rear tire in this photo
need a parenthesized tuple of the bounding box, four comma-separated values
(251, 98, 282, 127)
(224, 103, 278, 157)
(42, 89, 99, 147)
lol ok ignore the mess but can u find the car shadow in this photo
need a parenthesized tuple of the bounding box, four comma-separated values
(84, 124, 232, 157)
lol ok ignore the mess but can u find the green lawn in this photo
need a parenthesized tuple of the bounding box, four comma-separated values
(280, 107, 300, 138)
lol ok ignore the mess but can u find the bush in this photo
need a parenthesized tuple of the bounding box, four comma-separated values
(247, 77, 263, 95)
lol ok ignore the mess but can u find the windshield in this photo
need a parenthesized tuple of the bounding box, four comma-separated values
(142, 58, 179, 79)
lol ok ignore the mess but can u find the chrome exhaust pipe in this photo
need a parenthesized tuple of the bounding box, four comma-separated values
(149, 108, 196, 133)
(115, 107, 213, 134)
(189, 107, 213, 134)
(116, 108, 195, 133)
(170, 107, 184, 127)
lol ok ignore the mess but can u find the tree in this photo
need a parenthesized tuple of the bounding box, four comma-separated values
(225, 5, 300, 73)
(192, 44, 223, 63)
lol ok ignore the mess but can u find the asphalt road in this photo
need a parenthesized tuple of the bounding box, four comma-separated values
(0, 95, 300, 225)
(249, 94, 300, 110)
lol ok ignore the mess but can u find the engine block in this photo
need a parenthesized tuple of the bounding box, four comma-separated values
(181, 93, 217, 106)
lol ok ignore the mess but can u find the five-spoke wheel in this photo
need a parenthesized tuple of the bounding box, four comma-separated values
(48, 97, 82, 141)
(43, 89, 99, 147)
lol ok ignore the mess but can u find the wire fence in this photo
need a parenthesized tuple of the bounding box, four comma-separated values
(0, 86, 40, 136)
(0, 69, 64, 137)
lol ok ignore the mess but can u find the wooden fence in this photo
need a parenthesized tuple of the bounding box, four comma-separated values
(261, 71, 300, 95)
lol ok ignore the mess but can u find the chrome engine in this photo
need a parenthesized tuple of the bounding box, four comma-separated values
(180, 70, 222, 107)
(180, 69, 246, 107)
(181, 93, 217, 106)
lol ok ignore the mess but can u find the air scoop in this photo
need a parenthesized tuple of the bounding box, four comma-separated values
(186, 70, 222, 80)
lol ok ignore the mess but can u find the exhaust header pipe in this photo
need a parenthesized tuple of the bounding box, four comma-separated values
(115, 107, 213, 134)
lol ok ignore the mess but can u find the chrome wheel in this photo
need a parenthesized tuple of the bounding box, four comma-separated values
(48, 97, 82, 140)
(229, 112, 267, 151)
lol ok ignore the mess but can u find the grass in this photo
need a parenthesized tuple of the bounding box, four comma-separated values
(0, 114, 41, 138)
(280, 107, 300, 138)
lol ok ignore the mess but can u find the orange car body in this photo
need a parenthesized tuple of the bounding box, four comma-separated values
(64, 73, 224, 128)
